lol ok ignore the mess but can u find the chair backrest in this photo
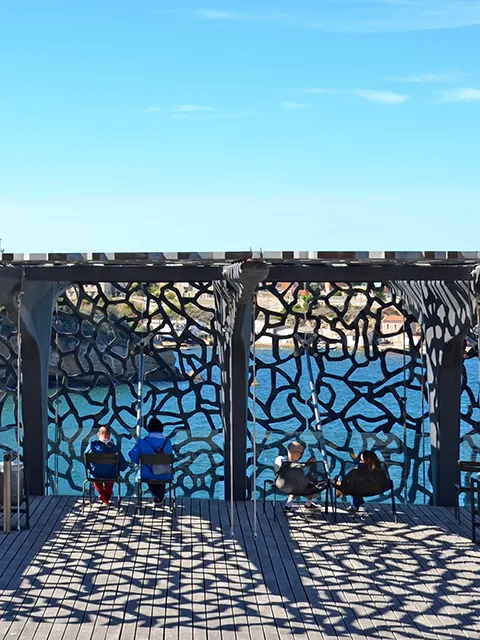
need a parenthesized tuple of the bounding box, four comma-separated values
(458, 460, 480, 474)
(84, 452, 119, 479)
(358, 432, 403, 465)
(307, 459, 330, 482)
(139, 453, 174, 466)
(345, 434, 396, 494)
(84, 452, 119, 466)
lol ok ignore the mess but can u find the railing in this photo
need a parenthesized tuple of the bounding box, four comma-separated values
(1, 281, 479, 502)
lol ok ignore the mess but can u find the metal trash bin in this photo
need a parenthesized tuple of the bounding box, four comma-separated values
(0, 460, 25, 506)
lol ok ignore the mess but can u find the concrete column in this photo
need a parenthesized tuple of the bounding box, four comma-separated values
(389, 280, 475, 505)
(0, 270, 65, 495)
(215, 261, 269, 501)
(19, 281, 66, 494)
(429, 332, 466, 505)
(225, 299, 254, 501)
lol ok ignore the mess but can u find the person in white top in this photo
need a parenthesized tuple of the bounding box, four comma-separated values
(274, 441, 325, 511)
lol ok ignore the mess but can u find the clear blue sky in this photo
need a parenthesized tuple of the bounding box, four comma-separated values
(0, 1, 479, 252)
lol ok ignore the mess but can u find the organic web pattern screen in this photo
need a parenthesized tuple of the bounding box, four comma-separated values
(248, 281, 431, 503)
(47, 282, 223, 497)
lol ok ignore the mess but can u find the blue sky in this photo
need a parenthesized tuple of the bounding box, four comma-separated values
(0, 1, 479, 252)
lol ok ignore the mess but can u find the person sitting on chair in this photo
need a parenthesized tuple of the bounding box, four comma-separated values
(274, 441, 327, 512)
(336, 449, 391, 512)
(129, 417, 173, 505)
(84, 425, 128, 505)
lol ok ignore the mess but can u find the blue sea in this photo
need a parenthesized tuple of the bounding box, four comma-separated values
(1, 348, 479, 502)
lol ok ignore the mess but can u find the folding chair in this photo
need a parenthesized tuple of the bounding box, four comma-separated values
(455, 461, 480, 523)
(335, 433, 398, 523)
(263, 459, 336, 522)
(83, 452, 121, 511)
(136, 453, 176, 514)
(470, 476, 480, 543)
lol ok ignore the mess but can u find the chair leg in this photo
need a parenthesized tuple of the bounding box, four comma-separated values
(456, 493, 461, 524)
(391, 490, 397, 524)
(82, 480, 88, 512)
(325, 486, 329, 514)
(332, 487, 337, 524)
(25, 488, 30, 529)
(471, 486, 476, 544)
(117, 480, 121, 511)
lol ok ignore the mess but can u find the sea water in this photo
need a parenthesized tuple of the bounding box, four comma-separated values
(1, 349, 479, 501)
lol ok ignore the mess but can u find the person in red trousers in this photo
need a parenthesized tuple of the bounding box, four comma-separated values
(85, 426, 128, 505)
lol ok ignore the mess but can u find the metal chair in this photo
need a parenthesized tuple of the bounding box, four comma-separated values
(263, 459, 336, 522)
(351, 434, 400, 522)
(136, 453, 176, 514)
(470, 476, 480, 543)
(82, 452, 121, 511)
(455, 460, 480, 523)
(334, 458, 397, 523)
(1, 451, 30, 530)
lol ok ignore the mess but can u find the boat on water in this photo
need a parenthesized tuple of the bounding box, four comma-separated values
(317, 343, 338, 352)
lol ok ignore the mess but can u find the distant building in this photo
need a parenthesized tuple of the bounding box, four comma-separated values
(381, 315, 404, 334)
(380, 314, 421, 347)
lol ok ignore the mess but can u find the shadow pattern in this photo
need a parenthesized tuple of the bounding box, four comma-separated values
(248, 281, 432, 502)
(0, 306, 18, 458)
(47, 282, 222, 497)
(1, 498, 480, 639)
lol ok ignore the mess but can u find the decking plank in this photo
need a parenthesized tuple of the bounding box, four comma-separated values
(177, 497, 193, 640)
(331, 500, 428, 640)
(199, 499, 221, 640)
(0, 496, 45, 556)
(0, 496, 54, 579)
(143, 500, 175, 640)
(0, 497, 77, 640)
(71, 499, 127, 640)
(356, 502, 443, 639)
(277, 499, 371, 640)
(363, 502, 471, 640)
(28, 498, 91, 640)
(113, 500, 155, 640)
(217, 499, 249, 640)
(390, 504, 478, 639)
(87, 499, 133, 640)
(1, 498, 480, 640)
(208, 499, 235, 640)
(254, 501, 335, 640)
(103, 501, 145, 640)
(234, 502, 277, 640)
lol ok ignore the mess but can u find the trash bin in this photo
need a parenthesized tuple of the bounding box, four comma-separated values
(0, 461, 24, 506)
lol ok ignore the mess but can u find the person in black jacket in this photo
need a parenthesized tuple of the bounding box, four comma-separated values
(336, 450, 391, 512)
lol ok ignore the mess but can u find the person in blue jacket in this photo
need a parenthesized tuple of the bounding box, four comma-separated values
(129, 417, 173, 504)
(84, 426, 128, 505)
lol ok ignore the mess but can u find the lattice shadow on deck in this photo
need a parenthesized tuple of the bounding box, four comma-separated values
(1, 497, 480, 640)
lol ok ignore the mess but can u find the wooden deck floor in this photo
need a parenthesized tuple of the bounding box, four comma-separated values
(1, 497, 480, 640)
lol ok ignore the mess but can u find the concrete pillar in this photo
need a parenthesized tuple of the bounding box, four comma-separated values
(389, 280, 475, 505)
(214, 261, 269, 501)
(0, 269, 65, 495)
